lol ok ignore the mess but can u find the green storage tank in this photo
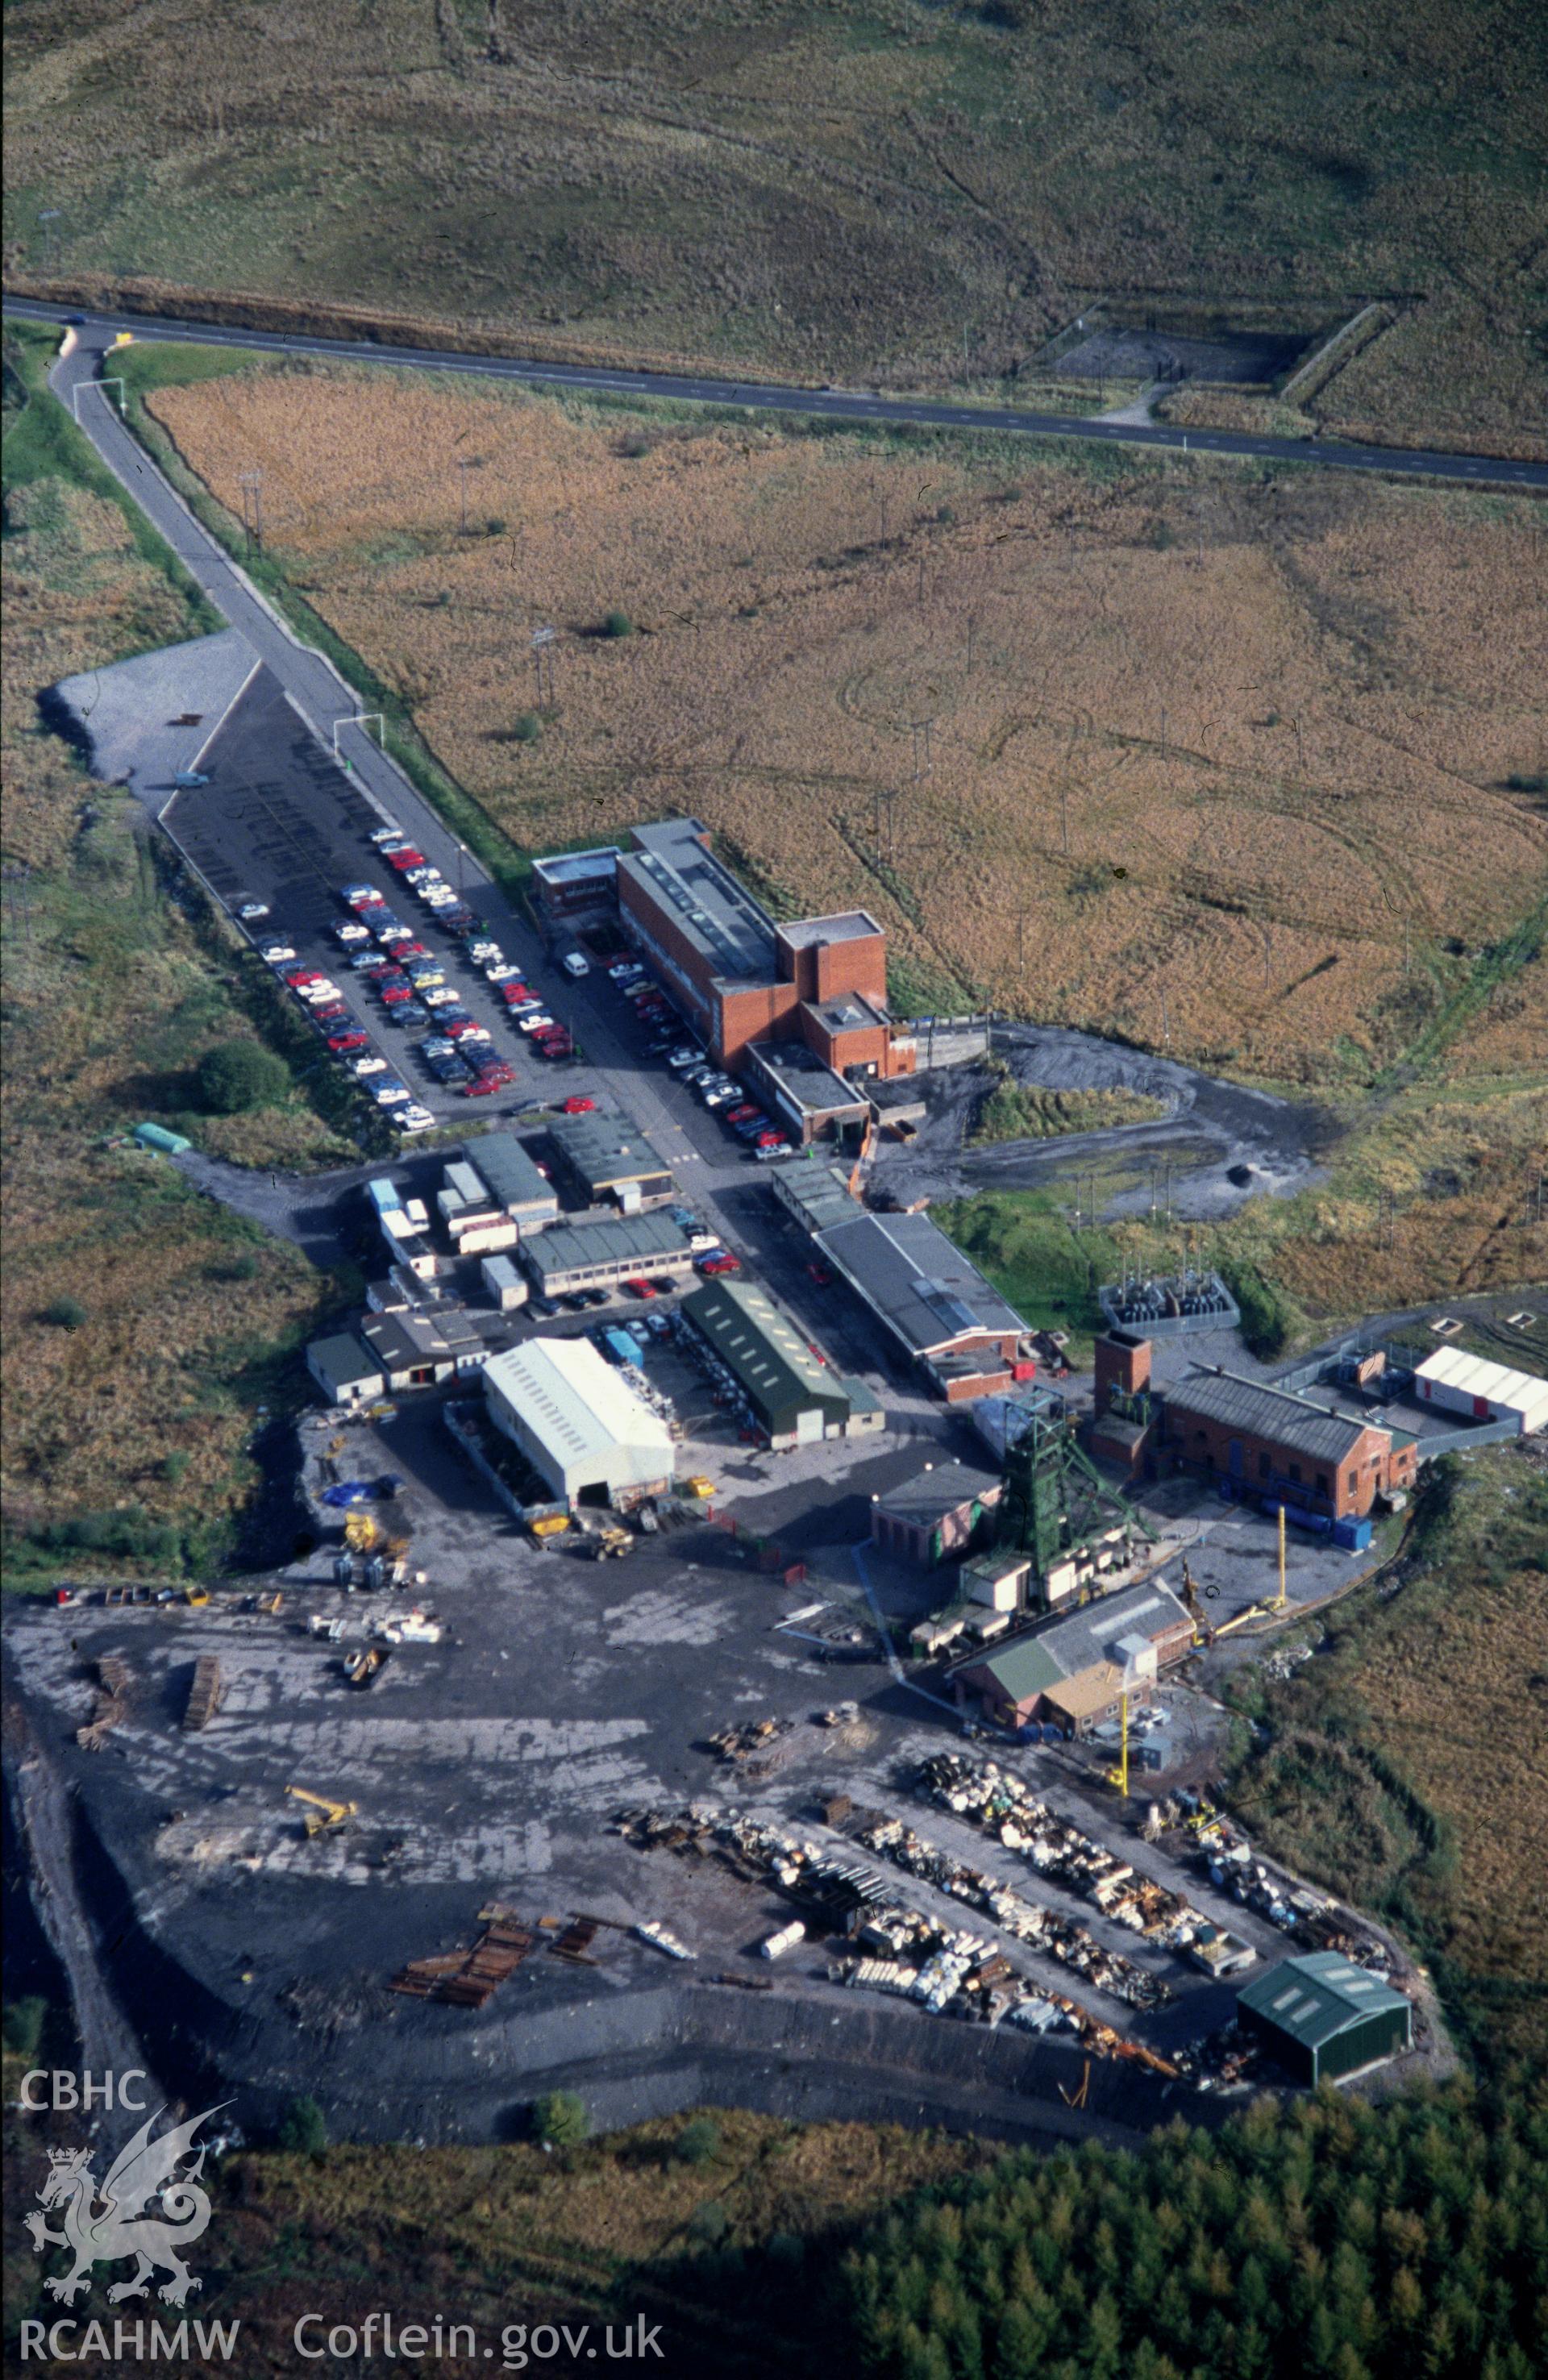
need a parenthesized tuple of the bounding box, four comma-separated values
(133, 1122, 192, 1156)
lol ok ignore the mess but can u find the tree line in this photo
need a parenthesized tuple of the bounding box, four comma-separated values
(844, 2077, 1548, 2380)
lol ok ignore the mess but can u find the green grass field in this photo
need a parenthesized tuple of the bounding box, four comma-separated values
(6, 0, 1546, 456)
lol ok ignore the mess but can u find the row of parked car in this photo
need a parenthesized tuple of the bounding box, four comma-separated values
(605, 958, 795, 1161)
(253, 813, 593, 1126)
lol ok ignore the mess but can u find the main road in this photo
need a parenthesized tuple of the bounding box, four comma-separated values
(7, 293, 1546, 490)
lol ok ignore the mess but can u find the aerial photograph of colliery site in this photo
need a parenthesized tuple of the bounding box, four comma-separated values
(3, 6, 1546, 2376)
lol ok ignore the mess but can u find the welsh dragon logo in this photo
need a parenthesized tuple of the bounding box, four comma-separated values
(24, 2104, 224, 2307)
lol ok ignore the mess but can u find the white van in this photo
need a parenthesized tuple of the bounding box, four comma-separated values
(561, 951, 590, 978)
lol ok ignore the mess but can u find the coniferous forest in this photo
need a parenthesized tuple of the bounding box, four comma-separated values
(844, 2078, 1548, 2380)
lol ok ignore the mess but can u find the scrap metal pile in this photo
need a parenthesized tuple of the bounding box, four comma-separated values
(705, 1716, 790, 1774)
(76, 1655, 131, 1751)
(389, 1905, 536, 2009)
(1187, 1801, 1392, 1971)
(182, 1655, 223, 1733)
(851, 1808, 1169, 2011)
(610, 1803, 1176, 2056)
(919, 1755, 1237, 1976)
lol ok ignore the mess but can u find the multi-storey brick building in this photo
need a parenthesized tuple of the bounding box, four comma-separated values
(614, 819, 918, 1100)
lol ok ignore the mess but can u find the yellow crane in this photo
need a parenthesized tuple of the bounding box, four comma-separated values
(285, 1785, 358, 1838)
(1105, 1689, 1132, 1795)
(1275, 1503, 1288, 1610)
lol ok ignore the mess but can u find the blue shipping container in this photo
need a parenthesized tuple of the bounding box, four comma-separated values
(1332, 1517, 1374, 1552)
(603, 1327, 642, 1367)
(1263, 1498, 1332, 1537)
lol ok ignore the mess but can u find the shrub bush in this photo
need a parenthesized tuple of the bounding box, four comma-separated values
(532, 2090, 589, 2146)
(1221, 1261, 1297, 1358)
(675, 2117, 722, 2166)
(511, 713, 543, 744)
(2, 1998, 48, 2060)
(43, 1296, 88, 1330)
(198, 1040, 291, 1115)
(277, 2096, 327, 2156)
(601, 610, 633, 639)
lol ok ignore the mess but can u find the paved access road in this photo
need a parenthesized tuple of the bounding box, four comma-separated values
(10, 295, 1546, 490)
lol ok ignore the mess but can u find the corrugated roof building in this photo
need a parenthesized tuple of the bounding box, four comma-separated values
(464, 1132, 561, 1230)
(482, 1336, 674, 1507)
(1413, 1346, 1548, 1434)
(817, 1210, 1027, 1400)
(1237, 1953, 1413, 2084)
(948, 1579, 1194, 1733)
(520, 1213, 694, 1296)
(1159, 1364, 1419, 1521)
(683, 1277, 883, 1447)
(547, 1111, 675, 1210)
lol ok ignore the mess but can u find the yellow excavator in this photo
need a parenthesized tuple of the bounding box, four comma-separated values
(285, 1785, 358, 1838)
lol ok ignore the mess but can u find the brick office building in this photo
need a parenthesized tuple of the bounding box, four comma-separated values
(615, 818, 918, 1088)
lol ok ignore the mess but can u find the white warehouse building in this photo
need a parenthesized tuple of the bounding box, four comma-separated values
(1412, 1346, 1548, 1435)
(481, 1336, 674, 1508)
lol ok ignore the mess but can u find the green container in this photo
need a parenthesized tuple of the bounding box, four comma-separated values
(133, 1121, 192, 1156)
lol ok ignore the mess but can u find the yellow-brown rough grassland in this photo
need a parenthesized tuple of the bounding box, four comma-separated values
(6, 0, 1546, 458)
(146, 364, 1548, 1084)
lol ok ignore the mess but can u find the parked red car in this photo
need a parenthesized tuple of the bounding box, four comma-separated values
(806, 1260, 834, 1285)
(386, 847, 426, 871)
(560, 1096, 596, 1115)
(697, 1251, 740, 1276)
(624, 1277, 658, 1300)
(327, 1030, 369, 1053)
(380, 981, 414, 1004)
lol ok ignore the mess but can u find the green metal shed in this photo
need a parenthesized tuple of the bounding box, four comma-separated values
(1237, 1952, 1413, 2085)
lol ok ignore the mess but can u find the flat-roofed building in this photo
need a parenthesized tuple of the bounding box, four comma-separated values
(481, 1254, 527, 1311)
(615, 817, 917, 1079)
(482, 1335, 673, 1508)
(683, 1277, 884, 1448)
(746, 1040, 871, 1148)
(818, 1210, 1027, 1399)
(546, 1111, 674, 1212)
(464, 1132, 561, 1232)
(437, 1159, 518, 1254)
(530, 845, 622, 930)
(520, 1213, 693, 1298)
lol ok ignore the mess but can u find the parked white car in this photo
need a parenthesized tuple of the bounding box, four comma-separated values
(561, 951, 590, 978)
